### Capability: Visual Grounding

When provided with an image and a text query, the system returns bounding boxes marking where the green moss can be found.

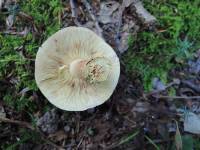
[0,0,63,111]
[124,0,200,91]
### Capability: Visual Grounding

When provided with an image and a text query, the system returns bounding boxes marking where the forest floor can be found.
[1,0,200,150]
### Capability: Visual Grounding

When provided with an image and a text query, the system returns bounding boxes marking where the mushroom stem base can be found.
[69,59,87,78]
[69,57,111,83]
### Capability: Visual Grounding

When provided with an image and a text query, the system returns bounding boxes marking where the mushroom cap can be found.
[35,27,120,111]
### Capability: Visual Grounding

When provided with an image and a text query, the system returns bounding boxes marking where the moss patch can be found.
[124,0,200,91]
[0,0,63,112]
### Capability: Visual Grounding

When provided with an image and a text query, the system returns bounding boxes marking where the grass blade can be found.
[118,130,140,145]
[145,135,160,150]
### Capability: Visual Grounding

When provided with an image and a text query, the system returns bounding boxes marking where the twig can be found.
[143,80,179,98]
[153,95,200,100]
[18,11,40,33]
[0,117,64,150]
[76,136,84,149]
[70,0,81,26]
[81,0,103,38]
[18,12,33,21]
[181,80,200,93]
[1,30,27,36]
[0,117,34,130]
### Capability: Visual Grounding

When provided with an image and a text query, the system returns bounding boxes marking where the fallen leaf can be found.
[184,112,200,134]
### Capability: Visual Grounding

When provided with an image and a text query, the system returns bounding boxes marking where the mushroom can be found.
[35,27,120,111]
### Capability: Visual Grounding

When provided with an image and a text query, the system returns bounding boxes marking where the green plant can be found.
[175,37,193,62]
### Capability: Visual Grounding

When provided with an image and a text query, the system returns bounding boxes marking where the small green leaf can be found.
[174,120,182,150]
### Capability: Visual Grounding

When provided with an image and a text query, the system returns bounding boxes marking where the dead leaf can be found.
[98,1,120,24]
[184,112,200,134]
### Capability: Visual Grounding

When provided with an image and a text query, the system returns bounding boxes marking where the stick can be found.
[0,117,34,130]
[153,95,200,100]
[181,80,200,93]
[1,30,27,36]
[144,81,179,98]
[81,0,103,38]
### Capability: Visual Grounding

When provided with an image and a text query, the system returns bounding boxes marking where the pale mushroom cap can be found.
[35,27,120,111]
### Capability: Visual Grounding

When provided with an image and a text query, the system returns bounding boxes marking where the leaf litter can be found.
[1,0,200,149]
